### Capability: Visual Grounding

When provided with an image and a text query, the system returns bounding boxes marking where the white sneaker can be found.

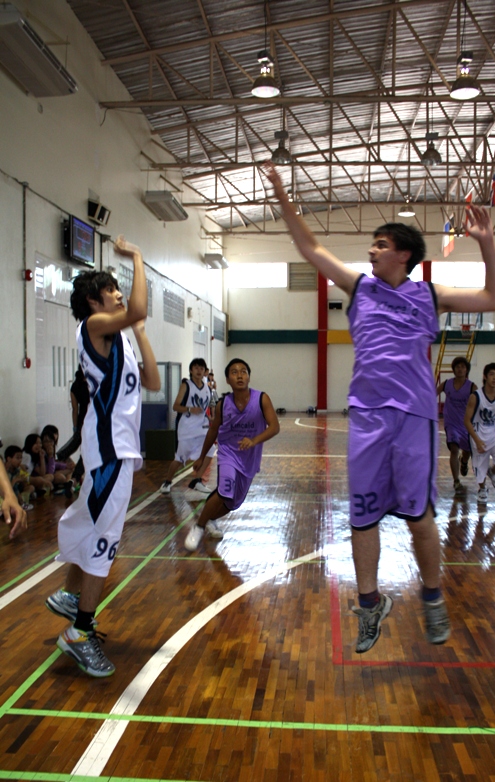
[184,524,204,551]
[160,481,171,494]
[478,486,488,503]
[193,482,210,494]
[206,520,224,539]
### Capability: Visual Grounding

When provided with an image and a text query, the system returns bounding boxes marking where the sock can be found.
[358,590,380,608]
[422,585,442,602]
[74,608,96,633]
[188,478,200,489]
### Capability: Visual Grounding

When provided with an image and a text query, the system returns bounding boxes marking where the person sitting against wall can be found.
[41,432,74,497]
[23,433,54,496]
[4,445,36,510]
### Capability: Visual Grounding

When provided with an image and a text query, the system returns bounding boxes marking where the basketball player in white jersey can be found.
[45,236,160,677]
[160,358,215,495]
[464,363,495,503]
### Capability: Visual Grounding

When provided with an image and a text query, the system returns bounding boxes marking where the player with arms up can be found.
[45,237,160,677]
[184,358,280,550]
[264,160,495,653]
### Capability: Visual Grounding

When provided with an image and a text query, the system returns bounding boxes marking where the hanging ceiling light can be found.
[251,2,280,98]
[398,197,415,218]
[450,51,480,100]
[271,130,292,165]
[421,133,442,166]
[252,50,280,98]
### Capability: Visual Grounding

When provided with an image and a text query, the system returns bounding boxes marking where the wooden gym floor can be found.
[2,413,495,782]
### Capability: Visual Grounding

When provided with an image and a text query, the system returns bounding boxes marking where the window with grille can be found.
[118,264,133,300]
[213,316,225,342]
[147,278,153,317]
[163,289,185,327]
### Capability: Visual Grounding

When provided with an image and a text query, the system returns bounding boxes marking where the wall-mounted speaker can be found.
[88,199,111,226]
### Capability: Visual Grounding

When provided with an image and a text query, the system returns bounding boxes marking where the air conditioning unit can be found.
[143,190,188,221]
[203,253,229,269]
[0,4,77,97]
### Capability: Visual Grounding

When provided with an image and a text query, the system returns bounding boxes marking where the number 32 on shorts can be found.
[92,537,119,560]
[352,492,379,517]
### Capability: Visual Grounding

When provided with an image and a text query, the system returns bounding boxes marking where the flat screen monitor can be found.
[64,215,95,267]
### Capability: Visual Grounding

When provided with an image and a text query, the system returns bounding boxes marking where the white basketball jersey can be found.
[469,388,495,449]
[176,378,211,440]
[77,319,143,472]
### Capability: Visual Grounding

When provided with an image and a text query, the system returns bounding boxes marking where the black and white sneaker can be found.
[351,594,393,653]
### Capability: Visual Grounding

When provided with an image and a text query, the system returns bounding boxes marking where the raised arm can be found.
[0,460,27,539]
[435,206,495,314]
[132,321,161,391]
[87,237,148,339]
[263,162,360,297]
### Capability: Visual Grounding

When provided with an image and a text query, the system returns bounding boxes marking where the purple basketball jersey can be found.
[217,389,266,478]
[347,275,439,420]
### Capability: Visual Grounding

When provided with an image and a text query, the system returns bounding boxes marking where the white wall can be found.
[0,0,227,448]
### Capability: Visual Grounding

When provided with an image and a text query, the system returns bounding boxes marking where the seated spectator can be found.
[4,445,35,510]
[41,433,74,497]
[23,433,53,496]
[41,425,76,472]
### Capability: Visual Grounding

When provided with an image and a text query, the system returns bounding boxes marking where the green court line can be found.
[0,774,199,782]
[0,551,60,593]
[5,708,495,736]
[116,555,224,561]
[0,502,204,718]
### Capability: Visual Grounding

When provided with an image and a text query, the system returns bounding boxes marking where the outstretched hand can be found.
[465,205,494,245]
[261,161,285,199]
[114,235,142,257]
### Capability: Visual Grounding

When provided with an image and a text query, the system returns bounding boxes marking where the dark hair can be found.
[189,357,207,373]
[373,223,426,274]
[225,358,251,378]
[4,445,22,460]
[70,270,119,322]
[483,363,495,381]
[41,425,59,442]
[451,356,471,375]
[23,433,41,458]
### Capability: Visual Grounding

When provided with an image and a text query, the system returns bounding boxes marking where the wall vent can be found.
[288,263,317,291]
[203,253,229,269]
[0,4,77,96]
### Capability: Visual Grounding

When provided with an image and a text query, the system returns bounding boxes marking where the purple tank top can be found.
[443,378,472,430]
[217,389,266,478]
[347,275,439,420]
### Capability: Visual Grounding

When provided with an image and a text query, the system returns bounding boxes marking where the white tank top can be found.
[77,319,143,472]
[176,378,211,440]
[469,388,495,448]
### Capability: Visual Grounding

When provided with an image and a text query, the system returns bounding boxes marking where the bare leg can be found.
[351,525,380,594]
[406,505,440,589]
[194,455,212,482]
[166,460,182,482]
[64,564,106,612]
[449,443,460,482]
[197,491,229,528]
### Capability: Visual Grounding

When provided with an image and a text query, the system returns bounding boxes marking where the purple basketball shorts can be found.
[348,407,438,530]
[444,423,470,453]
[217,461,253,511]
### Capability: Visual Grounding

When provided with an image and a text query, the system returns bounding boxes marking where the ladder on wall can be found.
[434,312,481,385]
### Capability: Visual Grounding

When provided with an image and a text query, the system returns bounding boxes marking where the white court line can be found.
[294,417,347,432]
[70,548,323,777]
[0,468,193,611]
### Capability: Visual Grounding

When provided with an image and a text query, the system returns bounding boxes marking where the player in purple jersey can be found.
[264,160,495,653]
[437,357,477,494]
[184,358,280,551]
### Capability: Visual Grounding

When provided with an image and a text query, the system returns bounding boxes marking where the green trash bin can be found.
[145,430,176,460]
